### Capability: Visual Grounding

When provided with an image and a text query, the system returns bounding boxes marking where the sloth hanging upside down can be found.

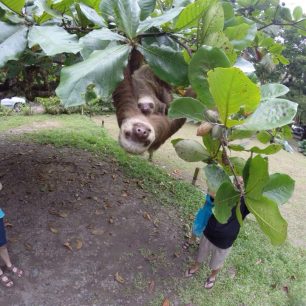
[112,50,186,155]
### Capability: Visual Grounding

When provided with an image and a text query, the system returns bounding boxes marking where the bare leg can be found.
[0,245,12,267]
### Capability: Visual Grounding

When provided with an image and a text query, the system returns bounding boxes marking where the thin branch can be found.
[169,34,193,58]
[220,141,244,196]
[258,18,306,31]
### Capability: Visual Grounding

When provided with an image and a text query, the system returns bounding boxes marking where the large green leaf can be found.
[263,173,295,206]
[173,139,210,162]
[237,98,298,131]
[81,0,101,11]
[0,22,22,42]
[28,26,81,56]
[199,1,224,45]
[56,44,131,106]
[213,181,240,224]
[256,131,271,144]
[1,0,25,13]
[188,46,231,107]
[207,67,260,127]
[228,157,246,176]
[204,32,237,65]
[249,144,282,155]
[138,0,156,20]
[245,196,287,245]
[100,0,140,39]
[204,164,231,194]
[174,0,211,31]
[293,6,303,21]
[138,44,188,86]
[79,3,106,27]
[79,28,125,59]
[202,134,220,157]
[224,22,257,51]
[137,7,183,33]
[228,129,254,140]
[245,155,269,200]
[35,0,74,24]
[168,97,205,122]
[0,26,27,68]
[260,83,289,100]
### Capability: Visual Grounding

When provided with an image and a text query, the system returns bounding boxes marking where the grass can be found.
[2,114,306,306]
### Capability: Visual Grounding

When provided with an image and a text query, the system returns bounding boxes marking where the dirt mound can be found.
[0,140,189,305]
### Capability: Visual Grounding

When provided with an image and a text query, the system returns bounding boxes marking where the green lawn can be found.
[1,114,305,306]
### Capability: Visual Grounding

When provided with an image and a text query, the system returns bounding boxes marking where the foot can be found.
[204,276,216,289]
[0,271,14,288]
[7,265,23,278]
[185,265,200,277]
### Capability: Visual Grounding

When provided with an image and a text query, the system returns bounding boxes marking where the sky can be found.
[284,0,306,12]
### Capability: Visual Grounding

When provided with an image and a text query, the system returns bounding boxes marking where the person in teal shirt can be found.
[0,208,23,287]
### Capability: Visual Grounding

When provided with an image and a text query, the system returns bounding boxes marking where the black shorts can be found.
[0,218,7,247]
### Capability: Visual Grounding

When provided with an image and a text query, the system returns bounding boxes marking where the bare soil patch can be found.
[0,140,190,305]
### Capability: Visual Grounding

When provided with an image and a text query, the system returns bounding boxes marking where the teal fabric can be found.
[0,209,5,219]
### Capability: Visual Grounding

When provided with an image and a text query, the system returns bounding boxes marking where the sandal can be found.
[185,267,199,278]
[204,277,216,289]
[0,272,14,288]
[182,241,190,250]
[7,265,23,278]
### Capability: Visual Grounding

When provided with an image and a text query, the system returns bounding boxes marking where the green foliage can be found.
[1,0,25,14]
[260,83,289,101]
[204,164,231,194]
[188,45,231,107]
[172,138,209,162]
[207,67,260,127]
[238,98,298,131]
[28,26,81,56]
[0,25,27,68]
[138,44,188,86]
[168,97,206,122]
[56,45,131,106]
[0,104,13,117]
[213,181,240,224]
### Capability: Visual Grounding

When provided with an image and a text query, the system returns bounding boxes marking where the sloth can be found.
[112,50,186,155]
[132,65,172,115]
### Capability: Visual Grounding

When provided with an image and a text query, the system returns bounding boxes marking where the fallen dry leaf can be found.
[255,259,262,265]
[115,272,125,284]
[95,209,103,215]
[143,212,152,221]
[148,280,155,294]
[91,228,105,236]
[75,239,83,250]
[24,242,33,251]
[162,298,170,306]
[121,191,128,197]
[173,251,181,258]
[49,208,68,218]
[49,225,59,234]
[63,241,73,251]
